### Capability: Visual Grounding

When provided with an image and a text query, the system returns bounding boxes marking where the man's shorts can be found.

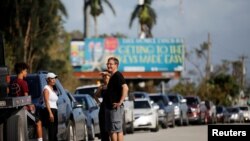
[105,106,124,133]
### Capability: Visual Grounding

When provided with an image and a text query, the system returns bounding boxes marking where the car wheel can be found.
[150,120,159,132]
[67,120,76,141]
[185,116,189,126]
[170,117,175,128]
[127,122,134,134]
[161,117,168,129]
[123,115,127,135]
[178,114,183,126]
[83,122,88,141]
[89,123,95,140]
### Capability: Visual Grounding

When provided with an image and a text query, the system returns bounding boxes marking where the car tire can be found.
[161,117,168,129]
[89,123,95,140]
[150,120,159,132]
[83,122,88,141]
[123,116,127,135]
[184,116,189,126]
[7,115,26,141]
[67,120,76,141]
[126,122,134,134]
[178,114,183,126]
[170,117,175,128]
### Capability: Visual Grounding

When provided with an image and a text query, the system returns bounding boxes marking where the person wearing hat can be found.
[42,72,58,141]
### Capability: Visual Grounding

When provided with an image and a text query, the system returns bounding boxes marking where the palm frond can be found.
[103,0,116,16]
[145,0,152,5]
[58,0,68,17]
[148,6,157,25]
[129,5,141,28]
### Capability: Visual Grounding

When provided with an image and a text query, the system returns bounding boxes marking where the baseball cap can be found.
[46,72,57,79]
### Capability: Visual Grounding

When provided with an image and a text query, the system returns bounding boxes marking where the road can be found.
[95,125,207,141]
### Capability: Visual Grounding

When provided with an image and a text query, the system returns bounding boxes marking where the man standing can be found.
[105,57,129,141]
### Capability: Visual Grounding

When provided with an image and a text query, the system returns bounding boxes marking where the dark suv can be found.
[11,72,88,141]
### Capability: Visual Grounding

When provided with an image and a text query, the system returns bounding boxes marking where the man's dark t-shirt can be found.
[106,71,126,109]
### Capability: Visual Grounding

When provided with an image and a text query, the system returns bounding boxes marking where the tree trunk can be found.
[94,16,98,37]
[23,18,31,63]
[83,1,90,38]
[15,0,24,62]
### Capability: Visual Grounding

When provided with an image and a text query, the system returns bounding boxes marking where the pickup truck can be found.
[75,84,135,134]
[0,33,34,141]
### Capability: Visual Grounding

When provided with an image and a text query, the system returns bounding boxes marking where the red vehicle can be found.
[184,96,208,124]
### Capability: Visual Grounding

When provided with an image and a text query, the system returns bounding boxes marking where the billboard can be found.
[72,38,184,72]
[70,40,85,66]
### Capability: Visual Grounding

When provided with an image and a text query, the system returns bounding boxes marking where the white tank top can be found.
[43,85,58,109]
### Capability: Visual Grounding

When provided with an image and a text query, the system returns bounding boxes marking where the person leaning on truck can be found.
[10,62,43,141]
[105,57,129,141]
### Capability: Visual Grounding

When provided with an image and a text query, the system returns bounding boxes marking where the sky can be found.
[61,0,250,81]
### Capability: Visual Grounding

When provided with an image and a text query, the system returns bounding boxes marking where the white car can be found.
[239,106,250,122]
[133,99,159,132]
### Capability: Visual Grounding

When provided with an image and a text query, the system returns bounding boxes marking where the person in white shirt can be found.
[42,72,59,141]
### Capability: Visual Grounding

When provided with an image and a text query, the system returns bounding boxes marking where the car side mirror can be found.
[168,101,173,105]
[181,99,186,103]
[150,100,154,105]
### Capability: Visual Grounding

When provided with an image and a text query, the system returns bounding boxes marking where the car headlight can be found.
[174,106,180,113]
[158,109,165,116]
[191,107,199,113]
[231,114,239,118]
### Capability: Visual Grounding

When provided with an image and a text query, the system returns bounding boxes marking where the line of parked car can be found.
[22,71,248,141]
[130,91,250,133]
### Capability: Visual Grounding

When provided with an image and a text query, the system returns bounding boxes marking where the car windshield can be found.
[227,108,239,113]
[133,93,147,99]
[186,97,198,105]
[74,96,87,110]
[216,106,223,113]
[149,96,168,106]
[168,95,178,103]
[239,107,248,111]
[75,87,97,96]
[134,101,150,109]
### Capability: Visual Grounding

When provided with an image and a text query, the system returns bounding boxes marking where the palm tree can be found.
[85,0,115,37]
[129,0,157,38]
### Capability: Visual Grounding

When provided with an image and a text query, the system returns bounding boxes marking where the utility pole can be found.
[239,55,248,89]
